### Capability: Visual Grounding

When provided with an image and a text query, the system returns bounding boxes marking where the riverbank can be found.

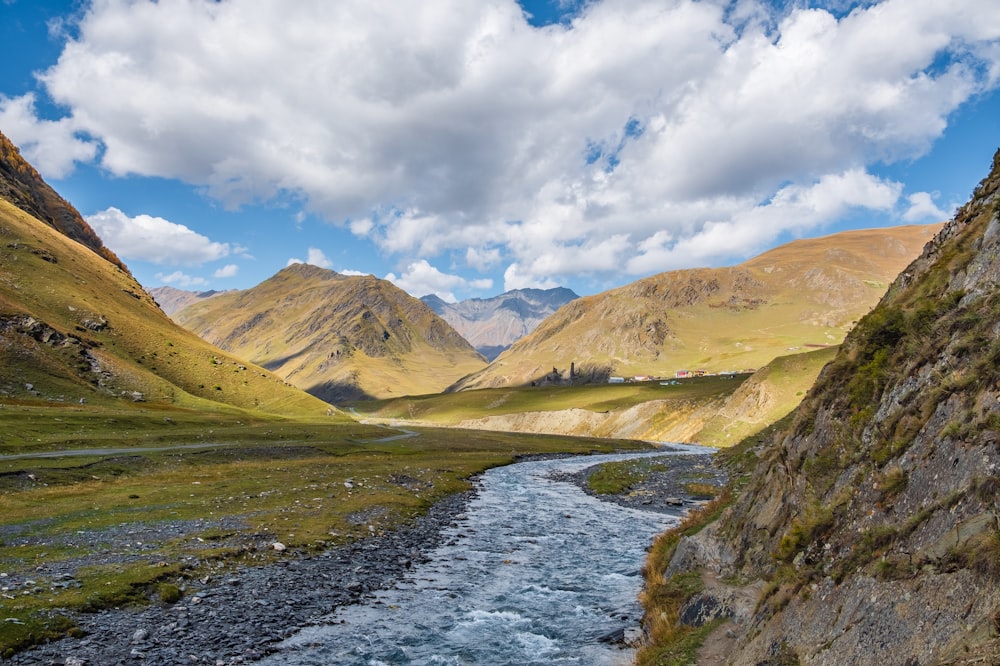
[4,490,473,665]
[5,449,721,664]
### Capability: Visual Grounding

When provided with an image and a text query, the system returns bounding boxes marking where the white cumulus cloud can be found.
[86,207,232,265]
[155,270,207,288]
[0,93,97,179]
[903,191,951,222]
[286,247,333,268]
[10,0,1000,287]
[386,259,493,302]
[213,263,239,278]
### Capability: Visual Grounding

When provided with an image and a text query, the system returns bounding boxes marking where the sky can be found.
[1,0,999,303]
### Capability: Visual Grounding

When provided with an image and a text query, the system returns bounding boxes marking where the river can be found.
[258,445,710,665]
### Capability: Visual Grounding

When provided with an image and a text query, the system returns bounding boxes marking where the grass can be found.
[0,399,648,656]
[349,374,749,424]
[0,198,329,418]
[694,346,837,448]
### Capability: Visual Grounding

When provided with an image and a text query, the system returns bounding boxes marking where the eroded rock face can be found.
[663,150,1000,665]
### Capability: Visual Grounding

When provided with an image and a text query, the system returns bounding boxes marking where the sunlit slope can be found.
[453,224,940,390]
[354,347,833,445]
[0,199,330,416]
[172,264,488,402]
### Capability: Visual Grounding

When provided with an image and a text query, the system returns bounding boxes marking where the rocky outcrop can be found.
[654,150,1000,664]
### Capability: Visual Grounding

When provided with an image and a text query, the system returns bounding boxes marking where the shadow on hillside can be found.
[259,352,303,372]
[305,380,375,404]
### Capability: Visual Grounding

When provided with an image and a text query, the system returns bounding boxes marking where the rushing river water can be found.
[260,446,709,665]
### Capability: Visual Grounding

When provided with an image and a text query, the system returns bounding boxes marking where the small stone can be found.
[271,542,287,552]
[132,628,149,643]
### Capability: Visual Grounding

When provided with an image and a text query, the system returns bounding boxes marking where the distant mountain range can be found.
[168,264,487,402]
[0,131,328,416]
[452,224,941,391]
[420,287,578,360]
[148,286,230,316]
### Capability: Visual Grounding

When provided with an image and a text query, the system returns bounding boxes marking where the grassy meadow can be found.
[348,374,749,424]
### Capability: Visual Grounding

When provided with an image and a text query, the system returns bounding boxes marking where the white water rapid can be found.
[260,446,710,665]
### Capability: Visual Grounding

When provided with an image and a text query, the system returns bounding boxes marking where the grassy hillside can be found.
[171,264,488,402]
[454,224,939,391]
[0,197,329,417]
[350,375,747,425]
[352,346,833,446]
[0,133,124,270]
[693,345,837,448]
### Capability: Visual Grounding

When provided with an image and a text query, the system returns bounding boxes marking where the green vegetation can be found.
[0,400,645,655]
[695,346,837,448]
[350,374,748,424]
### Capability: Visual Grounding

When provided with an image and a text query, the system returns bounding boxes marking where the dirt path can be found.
[0,441,238,460]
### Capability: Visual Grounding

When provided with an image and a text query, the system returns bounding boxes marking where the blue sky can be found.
[1,0,998,302]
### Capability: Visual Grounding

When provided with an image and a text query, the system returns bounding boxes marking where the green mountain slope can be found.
[0,133,330,417]
[644,149,1000,664]
[171,264,488,402]
[453,224,940,391]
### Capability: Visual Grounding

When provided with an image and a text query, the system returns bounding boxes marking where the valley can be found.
[2,122,998,665]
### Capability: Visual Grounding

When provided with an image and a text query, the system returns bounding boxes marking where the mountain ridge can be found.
[0,171,329,416]
[0,132,125,272]
[420,287,578,360]
[452,224,941,391]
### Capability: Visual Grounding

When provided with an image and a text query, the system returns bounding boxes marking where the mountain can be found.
[647,149,1000,664]
[148,285,228,316]
[420,287,579,360]
[0,132,329,416]
[170,264,488,402]
[452,224,941,391]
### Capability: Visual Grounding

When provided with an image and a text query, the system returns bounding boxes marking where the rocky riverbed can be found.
[4,450,724,665]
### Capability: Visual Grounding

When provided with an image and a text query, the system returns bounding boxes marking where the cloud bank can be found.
[6,0,1000,290]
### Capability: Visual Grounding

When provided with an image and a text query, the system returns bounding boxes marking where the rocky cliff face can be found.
[659,150,1000,664]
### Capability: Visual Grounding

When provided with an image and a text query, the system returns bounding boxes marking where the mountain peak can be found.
[170,266,486,401]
